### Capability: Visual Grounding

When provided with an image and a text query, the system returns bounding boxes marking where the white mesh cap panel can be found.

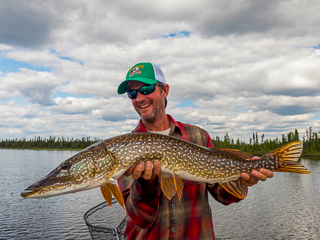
[151,63,166,84]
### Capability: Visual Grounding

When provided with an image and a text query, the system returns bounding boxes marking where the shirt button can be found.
[172,204,175,209]
[172,228,176,232]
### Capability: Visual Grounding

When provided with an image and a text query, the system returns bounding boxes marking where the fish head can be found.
[21,145,119,199]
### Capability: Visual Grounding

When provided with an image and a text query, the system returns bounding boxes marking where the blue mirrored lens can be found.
[128,90,137,99]
[140,85,155,94]
[127,84,156,99]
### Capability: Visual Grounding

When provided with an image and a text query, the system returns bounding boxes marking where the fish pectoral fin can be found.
[160,174,184,201]
[100,185,113,207]
[100,183,125,210]
[220,180,247,199]
[107,183,125,210]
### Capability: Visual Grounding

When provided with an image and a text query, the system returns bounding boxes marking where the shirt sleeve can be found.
[118,175,161,229]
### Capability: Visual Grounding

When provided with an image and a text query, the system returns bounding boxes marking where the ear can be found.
[162,84,169,98]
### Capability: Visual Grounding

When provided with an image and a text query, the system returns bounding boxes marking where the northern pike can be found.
[21,133,311,208]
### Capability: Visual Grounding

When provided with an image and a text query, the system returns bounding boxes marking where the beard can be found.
[136,97,165,123]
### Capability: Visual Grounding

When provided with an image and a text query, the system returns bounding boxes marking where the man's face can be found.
[127,81,168,123]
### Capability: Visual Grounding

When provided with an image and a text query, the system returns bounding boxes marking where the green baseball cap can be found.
[117,62,166,94]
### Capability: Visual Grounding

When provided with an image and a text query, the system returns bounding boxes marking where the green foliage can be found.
[1,127,319,156]
[0,136,101,150]
[211,127,320,156]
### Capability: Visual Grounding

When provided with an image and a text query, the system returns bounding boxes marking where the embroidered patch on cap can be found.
[129,65,144,78]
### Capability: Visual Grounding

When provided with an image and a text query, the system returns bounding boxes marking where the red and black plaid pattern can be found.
[118,115,244,240]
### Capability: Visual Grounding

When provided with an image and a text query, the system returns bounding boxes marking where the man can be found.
[117,62,273,239]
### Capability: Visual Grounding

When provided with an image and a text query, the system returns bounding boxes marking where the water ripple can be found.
[1,150,319,240]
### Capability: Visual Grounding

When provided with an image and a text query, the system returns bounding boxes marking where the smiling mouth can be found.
[140,103,151,109]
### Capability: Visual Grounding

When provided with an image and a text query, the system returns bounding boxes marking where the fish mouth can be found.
[21,187,42,198]
[21,182,72,199]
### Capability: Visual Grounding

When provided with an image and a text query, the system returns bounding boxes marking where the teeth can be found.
[140,104,151,109]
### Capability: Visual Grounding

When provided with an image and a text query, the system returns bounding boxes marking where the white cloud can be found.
[0,0,319,142]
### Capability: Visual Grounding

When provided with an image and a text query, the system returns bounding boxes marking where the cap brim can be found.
[117,78,159,94]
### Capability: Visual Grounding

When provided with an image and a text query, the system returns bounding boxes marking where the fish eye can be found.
[61,162,71,171]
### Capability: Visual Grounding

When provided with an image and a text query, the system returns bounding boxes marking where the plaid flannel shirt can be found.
[118,115,244,240]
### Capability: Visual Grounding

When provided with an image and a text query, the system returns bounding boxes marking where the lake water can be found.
[0,149,319,240]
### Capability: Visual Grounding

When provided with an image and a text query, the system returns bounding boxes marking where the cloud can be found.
[0,1,60,48]
[0,69,60,105]
[0,0,320,142]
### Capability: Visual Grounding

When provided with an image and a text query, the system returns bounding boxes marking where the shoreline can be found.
[0,148,82,151]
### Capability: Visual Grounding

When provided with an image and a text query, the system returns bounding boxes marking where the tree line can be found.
[212,127,320,156]
[1,127,319,156]
[0,136,101,150]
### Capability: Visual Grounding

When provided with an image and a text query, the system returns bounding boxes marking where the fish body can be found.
[21,132,311,207]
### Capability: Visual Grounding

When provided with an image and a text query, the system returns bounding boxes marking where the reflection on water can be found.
[0,150,319,240]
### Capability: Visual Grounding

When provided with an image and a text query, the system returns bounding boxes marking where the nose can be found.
[135,92,146,102]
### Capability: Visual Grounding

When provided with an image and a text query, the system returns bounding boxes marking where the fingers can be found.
[123,165,135,177]
[259,168,274,178]
[132,162,145,179]
[141,161,153,180]
[240,168,274,187]
[153,160,161,175]
[240,172,258,187]
[126,160,161,180]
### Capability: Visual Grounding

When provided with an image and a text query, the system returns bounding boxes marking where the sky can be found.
[0,0,320,143]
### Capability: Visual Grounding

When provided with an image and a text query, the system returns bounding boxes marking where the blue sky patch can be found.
[0,58,51,73]
[52,90,92,99]
[163,31,191,38]
[50,49,83,65]
[233,107,252,112]
[177,99,199,108]
[313,43,320,49]
[313,112,320,120]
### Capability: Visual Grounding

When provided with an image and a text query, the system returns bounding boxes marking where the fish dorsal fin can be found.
[100,183,125,210]
[211,147,254,160]
[160,174,184,201]
[220,180,247,199]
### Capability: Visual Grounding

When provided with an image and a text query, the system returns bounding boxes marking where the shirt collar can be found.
[132,114,182,134]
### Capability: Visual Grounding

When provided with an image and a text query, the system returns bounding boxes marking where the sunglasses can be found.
[127,82,164,99]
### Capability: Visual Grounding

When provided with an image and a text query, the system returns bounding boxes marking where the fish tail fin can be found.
[267,141,311,174]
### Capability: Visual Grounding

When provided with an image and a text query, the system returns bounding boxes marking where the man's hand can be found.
[124,160,161,184]
[240,168,274,187]
[240,156,274,187]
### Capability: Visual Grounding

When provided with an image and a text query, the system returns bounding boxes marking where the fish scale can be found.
[21,132,311,207]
